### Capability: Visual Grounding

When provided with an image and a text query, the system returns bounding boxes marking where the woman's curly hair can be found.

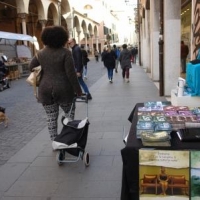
[41,26,69,48]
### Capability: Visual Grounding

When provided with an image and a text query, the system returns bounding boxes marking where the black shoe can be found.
[87,93,92,100]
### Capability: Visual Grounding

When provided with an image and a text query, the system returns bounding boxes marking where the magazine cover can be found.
[136,121,154,138]
[163,106,177,111]
[138,115,153,122]
[190,151,200,200]
[139,149,189,200]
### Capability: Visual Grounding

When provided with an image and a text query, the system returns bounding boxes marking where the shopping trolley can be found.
[52,95,90,166]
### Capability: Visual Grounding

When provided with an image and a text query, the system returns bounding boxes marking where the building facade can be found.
[0,0,137,56]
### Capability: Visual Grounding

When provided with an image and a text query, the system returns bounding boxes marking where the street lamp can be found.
[84,4,93,10]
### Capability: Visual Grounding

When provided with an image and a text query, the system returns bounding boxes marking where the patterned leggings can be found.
[43,103,75,140]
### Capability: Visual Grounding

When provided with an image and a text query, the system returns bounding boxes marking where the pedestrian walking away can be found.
[29,26,82,141]
[101,47,107,68]
[131,46,138,64]
[81,45,90,80]
[113,44,121,73]
[103,45,117,83]
[94,49,99,62]
[119,44,132,83]
[68,38,92,100]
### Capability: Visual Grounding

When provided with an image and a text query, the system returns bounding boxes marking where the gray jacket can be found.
[29,46,82,104]
[119,49,132,69]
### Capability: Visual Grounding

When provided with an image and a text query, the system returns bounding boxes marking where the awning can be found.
[0,31,36,42]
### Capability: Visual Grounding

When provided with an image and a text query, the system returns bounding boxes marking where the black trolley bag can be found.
[52,95,90,166]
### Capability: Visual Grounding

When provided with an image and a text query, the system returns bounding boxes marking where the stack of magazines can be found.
[140,131,171,147]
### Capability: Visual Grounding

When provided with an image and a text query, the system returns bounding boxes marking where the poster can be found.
[191,151,200,200]
[139,149,189,200]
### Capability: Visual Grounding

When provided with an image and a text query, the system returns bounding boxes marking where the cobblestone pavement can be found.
[0,57,106,166]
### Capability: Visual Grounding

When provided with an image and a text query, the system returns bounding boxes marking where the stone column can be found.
[90,34,94,55]
[150,0,160,81]
[142,9,150,72]
[84,32,88,50]
[96,36,99,51]
[18,13,27,45]
[58,0,61,25]
[67,17,73,38]
[77,31,81,45]
[141,17,145,67]
[66,12,74,38]
[39,20,47,29]
[164,0,181,95]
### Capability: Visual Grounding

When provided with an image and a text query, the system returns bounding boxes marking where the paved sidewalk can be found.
[0,64,167,200]
[0,57,105,166]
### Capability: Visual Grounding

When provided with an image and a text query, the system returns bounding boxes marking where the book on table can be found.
[140,131,171,147]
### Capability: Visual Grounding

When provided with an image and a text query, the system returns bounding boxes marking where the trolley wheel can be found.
[7,79,11,88]
[56,151,65,166]
[0,84,3,91]
[83,152,90,167]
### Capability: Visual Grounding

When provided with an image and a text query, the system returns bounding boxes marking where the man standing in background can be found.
[181,41,189,73]
[68,38,92,100]
[81,45,90,80]
[113,44,120,73]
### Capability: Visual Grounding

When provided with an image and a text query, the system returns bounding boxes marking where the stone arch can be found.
[94,25,98,37]
[88,23,93,36]
[145,0,150,10]
[74,16,80,31]
[60,0,72,34]
[27,0,45,49]
[33,0,45,20]
[81,20,87,34]
[16,0,29,13]
[60,0,70,14]
[47,2,59,26]
[80,20,87,43]
[27,1,39,34]
[74,16,81,32]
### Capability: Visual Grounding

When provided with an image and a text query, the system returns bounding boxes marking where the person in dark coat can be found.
[29,26,82,141]
[131,46,138,64]
[181,40,189,73]
[103,45,117,83]
[81,45,89,79]
[94,49,99,62]
[0,60,8,80]
[101,47,107,67]
[119,44,132,82]
[113,44,121,73]
[68,38,92,100]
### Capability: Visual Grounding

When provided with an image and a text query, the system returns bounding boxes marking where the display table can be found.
[120,103,200,200]
[5,62,29,80]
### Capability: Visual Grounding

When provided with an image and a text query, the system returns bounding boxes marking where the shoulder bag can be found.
[26,54,42,98]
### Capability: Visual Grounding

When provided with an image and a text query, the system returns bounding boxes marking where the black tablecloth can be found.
[120,103,200,200]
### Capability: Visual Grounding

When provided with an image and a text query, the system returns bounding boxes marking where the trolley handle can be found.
[71,93,89,118]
